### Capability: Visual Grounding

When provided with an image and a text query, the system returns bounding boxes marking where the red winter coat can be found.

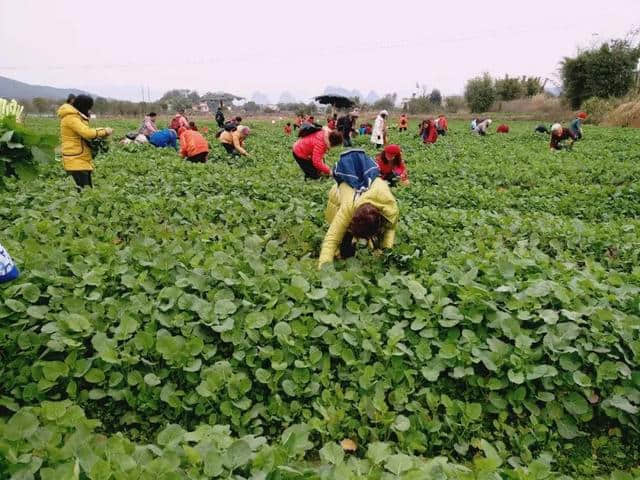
[420,121,438,144]
[292,129,331,175]
[376,154,408,182]
[497,124,509,133]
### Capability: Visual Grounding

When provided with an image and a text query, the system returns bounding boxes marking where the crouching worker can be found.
[318,150,398,267]
[179,127,209,163]
[219,125,250,156]
[376,144,409,186]
[292,126,343,179]
[0,242,19,284]
[150,129,178,149]
[550,123,576,151]
[569,112,587,140]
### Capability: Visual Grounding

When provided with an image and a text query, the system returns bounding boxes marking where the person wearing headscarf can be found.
[550,123,577,151]
[376,144,409,186]
[319,150,398,267]
[371,110,389,148]
[419,118,438,144]
[474,118,492,136]
[569,112,587,140]
[219,125,251,156]
[58,94,113,190]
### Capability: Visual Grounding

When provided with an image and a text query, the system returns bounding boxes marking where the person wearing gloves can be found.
[0,243,19,284]
[179,128,209,163]
[219,125,251,156]
[474,118,492,136]
[371,110,389,148]
[292,127,343,179]
[318,149,398,267]
[58,94,113,190]
[149,129,178,149]
[569,112,587,140]
[375,144,409,186]
[550,123,577,151]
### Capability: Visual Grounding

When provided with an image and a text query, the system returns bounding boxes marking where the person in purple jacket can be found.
[0,243,19,284]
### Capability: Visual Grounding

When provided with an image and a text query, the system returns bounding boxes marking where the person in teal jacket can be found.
[569,112,587,140]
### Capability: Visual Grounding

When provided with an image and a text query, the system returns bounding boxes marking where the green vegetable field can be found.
[1,118,640,479]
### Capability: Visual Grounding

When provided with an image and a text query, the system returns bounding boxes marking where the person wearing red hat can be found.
[569,112,587,140]
[496,124,509,134]
[376,145,409,186]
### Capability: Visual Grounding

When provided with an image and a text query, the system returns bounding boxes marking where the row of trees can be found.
[463,74,545,112]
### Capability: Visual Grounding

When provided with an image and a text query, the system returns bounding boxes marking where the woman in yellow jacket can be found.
[58,95,112,189]
[318,150,398,267]
[219,125,250,156]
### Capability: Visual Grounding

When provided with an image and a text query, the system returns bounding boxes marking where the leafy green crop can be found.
[1,119,639,479]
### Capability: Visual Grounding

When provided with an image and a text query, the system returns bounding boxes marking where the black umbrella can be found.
[314,95,355,109]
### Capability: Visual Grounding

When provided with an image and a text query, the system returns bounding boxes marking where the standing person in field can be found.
[398,113,408,132]
[284,122,292,135]
[319,149,398,267]
[138,112,158,137]
[550,123,577,151]
[375,144,409,186]
[292,126,343,179]
[337,110,359,147]
[371,110,388,148]
[419,118,438,144]
[0,242,20,284]
[435,114,448,135]
[179,125,209,163]
[58,94,113,190]
[569,112,587,140]
[294,115,303,131]
[170,109,189,132]
[215,106,225,128]
[219,125,251,156]
[474,118,492,136]
[149,128,178,149]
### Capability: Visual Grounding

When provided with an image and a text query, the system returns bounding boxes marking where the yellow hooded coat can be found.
[319,177,398,267]
[57,103,109,171]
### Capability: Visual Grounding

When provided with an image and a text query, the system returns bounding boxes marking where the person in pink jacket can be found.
[292,127,343,179]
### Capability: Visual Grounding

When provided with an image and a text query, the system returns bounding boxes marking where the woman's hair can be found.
[66,94,76,104]
[189,121,197,130]
[235,116,242,122]
[149,112,157,117]
[349,204,383,239]
[328,131,343,147]
[73,95,94,116]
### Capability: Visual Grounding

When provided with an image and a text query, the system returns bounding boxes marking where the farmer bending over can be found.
[550,123,576,151]
[569,112,587,140]
[376,144,409,186]
[319,149,398,267]
[219,125,250,156]
[150,129,178,149]
[0,242,19,284]
[292,126,343,179]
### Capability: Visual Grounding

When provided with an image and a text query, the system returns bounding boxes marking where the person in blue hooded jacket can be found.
[149,129,178,149]
[0,243,19,284]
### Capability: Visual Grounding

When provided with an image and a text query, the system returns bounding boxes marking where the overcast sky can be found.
[0,0,636,102]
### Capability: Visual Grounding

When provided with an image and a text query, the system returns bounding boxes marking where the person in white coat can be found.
[371,110,388,148]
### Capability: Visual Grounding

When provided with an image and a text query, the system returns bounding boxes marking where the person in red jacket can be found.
[292,128,343,179]
[419,119,438,144]
[398,114,408,132]
[496,124,509,133]
[179,128,209,163]
[376,144,409,186]
[435,114,448,135]
[550,123,576,151]
[284,122,292,135]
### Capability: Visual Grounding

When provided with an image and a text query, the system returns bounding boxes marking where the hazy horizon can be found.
[1,0,636,102]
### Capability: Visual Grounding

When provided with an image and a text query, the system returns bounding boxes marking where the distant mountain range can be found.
[0,75,89,100]
[323,86,381,104]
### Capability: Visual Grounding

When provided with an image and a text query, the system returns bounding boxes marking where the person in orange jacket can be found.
[398,114,408,132]
[179,124,209,163]
[435,114,448,135]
